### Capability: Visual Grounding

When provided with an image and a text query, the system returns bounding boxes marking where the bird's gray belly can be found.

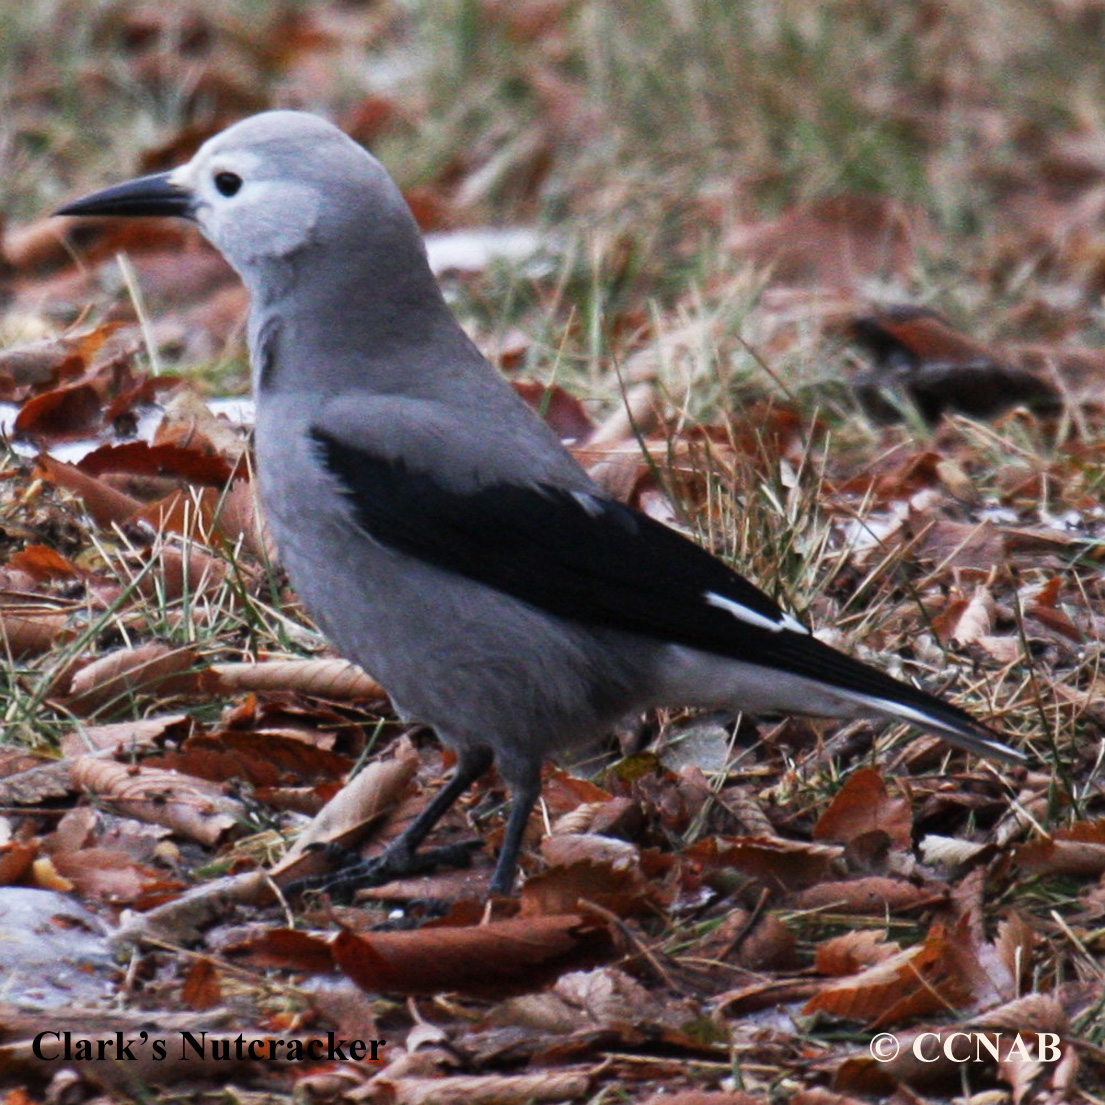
[255,430,656,781]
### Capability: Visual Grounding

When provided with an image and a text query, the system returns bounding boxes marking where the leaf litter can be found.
[1,1,1105,1102]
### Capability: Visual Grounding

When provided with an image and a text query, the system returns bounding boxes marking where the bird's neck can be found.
[243,230,475,399]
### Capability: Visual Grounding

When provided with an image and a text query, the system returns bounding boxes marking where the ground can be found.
[1,1,1104,1102]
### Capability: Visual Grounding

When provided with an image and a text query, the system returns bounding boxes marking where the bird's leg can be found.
[488,763,542,896]
[384,743,494,862]
[288,745,493,900]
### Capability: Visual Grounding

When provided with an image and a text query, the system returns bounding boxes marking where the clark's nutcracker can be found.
[56,112,1024,895]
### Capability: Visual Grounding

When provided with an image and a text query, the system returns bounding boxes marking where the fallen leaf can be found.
[64,644,200,714]
[206,658,385,701]
[14,382,104,441]
[790,876,950,915]
[520,857,652,918]
[728,195,925,288]
[69,758,241,846]
[805,922,980,1027]
[685,836,843,891]
[273,746,420,882]
[815,930,900,977]
[34,453,144,529]
[0,610,71,657]
[60,713,190,758]
[812,768,913,851]
[7,544,81,580]
[331,913,617,997]
[181,958,223,1010]
[1015,821,1105,876]
[850,305,1060,423]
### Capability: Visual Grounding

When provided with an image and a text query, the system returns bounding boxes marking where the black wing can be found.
[312,428,796,653]
[311,428,1022,761]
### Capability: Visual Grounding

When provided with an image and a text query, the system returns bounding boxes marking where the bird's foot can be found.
[285,838,484,902]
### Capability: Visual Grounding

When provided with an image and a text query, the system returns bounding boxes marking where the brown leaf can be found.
[813,768,913,851]
[0,323,127,398]
[734,913,799,972]
[685,836,843,892]
[34,453,144,529]
[69,758,241,845]
[229,927,337,973]
[206,658,385,701]
[805,922,980,1028]
[331,913,617,997]
[913,517,1007,575]
[931,584,994,647]
[0,842,36,886]
[381,1072,593,1105]
[513,380,595,443]
[992,913,1038,991]
[850,306,1060,423]
[7,544,80,580]
[60,713,190,758]
[165,730,351,788]
[50,847,183,906]
[815,930,901,977]
[181,958,223,1011]
[133,543,228,604]
[975,991,1069,1036]
[790,876,950,915]
[77,440,241,488]
[43,806,98,855]
[0,610,70,658]
[14,383,104,441]
[272,746,420,883]
[154,387,250,461]
[1015,821,1105,876]
[64,644,200,714]
[520,857,653,918]
[727,195,924,289]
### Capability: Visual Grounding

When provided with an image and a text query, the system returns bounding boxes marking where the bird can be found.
[55,111,1025,896]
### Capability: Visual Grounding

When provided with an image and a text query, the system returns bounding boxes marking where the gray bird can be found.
[56,111,1025,895]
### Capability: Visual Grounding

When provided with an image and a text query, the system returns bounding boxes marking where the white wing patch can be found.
[570,490,608,517]
[705,591,810,635]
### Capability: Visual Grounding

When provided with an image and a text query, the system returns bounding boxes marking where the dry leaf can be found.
[64,644,200,714]
[206,658,385,701]
[60,713,190,758]
[331,913,617,997]
[1015,821,1105,877]
[381,1071,592,1105]
[0,610,70,657]
[790,876,950,915]
[34,453,144,529]
[812,768,913,851]
[728,195,924,289]
[273,746,420,882]
[805,922,980,1027]
[815,930,900,977]
[70,758,240,845]
[685,836,844,891]
[520,858,652,918]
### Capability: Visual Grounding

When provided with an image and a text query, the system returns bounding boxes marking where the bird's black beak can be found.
[54,171,193,219]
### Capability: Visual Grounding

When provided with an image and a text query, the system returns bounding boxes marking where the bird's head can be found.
[55,111,411,283]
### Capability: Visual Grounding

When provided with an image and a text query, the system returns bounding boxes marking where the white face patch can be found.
[173,146,323,270]
[705,591,809,635]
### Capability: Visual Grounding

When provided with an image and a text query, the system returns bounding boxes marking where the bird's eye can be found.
[214,171,242,197]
